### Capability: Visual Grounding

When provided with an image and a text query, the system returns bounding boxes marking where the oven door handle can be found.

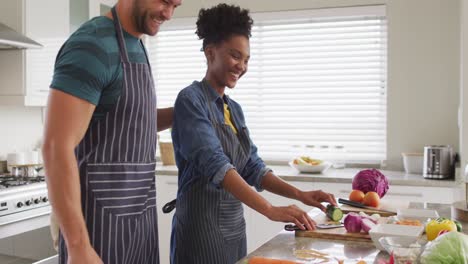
[0,207,51,226]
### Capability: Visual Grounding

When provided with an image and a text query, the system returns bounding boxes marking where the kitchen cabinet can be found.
[245,185,317,253]
[244,191,286,253]
[156,175,178,264]
[24,0,70,106]
[89,0,116,18]
[0,0,70,106]
[384,185,464,204]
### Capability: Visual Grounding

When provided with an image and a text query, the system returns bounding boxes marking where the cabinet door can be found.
[24,0,70,106]
[386,185,459,204]
[246,185,320,253]
[156,176,178,264]
[246,191,286,253]
[89,0,116,18]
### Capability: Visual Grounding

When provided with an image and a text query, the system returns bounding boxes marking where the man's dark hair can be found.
[196,3,253,51]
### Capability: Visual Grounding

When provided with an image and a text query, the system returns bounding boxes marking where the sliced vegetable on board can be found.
[344,212,363,233]
[326,204,344,222]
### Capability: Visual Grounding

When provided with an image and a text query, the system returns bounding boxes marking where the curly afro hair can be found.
[196,3,253,51]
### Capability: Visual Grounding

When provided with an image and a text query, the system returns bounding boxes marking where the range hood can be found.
[0,22,42,49]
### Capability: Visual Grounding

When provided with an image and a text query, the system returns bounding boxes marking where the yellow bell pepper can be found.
[425,218,457,241]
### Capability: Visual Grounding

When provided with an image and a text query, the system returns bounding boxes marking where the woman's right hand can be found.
[68,244,103,264]
[264,205,316,230]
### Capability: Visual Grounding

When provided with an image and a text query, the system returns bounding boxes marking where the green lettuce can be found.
[420,231,468,264]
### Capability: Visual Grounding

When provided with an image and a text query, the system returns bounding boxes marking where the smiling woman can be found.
[168,3,337,264]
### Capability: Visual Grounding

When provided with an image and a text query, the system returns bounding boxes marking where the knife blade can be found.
[284,223,344,231]
[338,198,395,214]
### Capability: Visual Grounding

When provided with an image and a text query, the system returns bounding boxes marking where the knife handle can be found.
[338,198,365,208]
[284,224,302,231]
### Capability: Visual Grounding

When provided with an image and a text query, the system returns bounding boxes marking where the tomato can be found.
[349,190,365,202]
[363,191,380,207]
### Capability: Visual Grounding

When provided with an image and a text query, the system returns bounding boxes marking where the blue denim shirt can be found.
[171,80,270,198]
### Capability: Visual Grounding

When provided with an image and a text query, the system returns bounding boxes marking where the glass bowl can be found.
[378,236,425,264]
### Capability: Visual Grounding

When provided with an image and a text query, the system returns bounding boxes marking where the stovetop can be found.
[0,175,49,222]
[0,175,46,189]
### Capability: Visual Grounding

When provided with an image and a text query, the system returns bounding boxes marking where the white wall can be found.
[0,0,462,172]
[386,0,460,171]
[461,0,468,194]
[0,106,43,159]
[172,0,461,171]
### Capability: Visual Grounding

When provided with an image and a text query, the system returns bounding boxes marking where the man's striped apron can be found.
[59,6,159,264]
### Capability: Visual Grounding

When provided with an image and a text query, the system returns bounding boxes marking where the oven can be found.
[0,175,56,262]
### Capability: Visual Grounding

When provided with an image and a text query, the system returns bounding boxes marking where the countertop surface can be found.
[156,163,462,188]
[236,202,468,263]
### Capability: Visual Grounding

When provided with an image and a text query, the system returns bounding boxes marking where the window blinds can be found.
[147,6,387,163]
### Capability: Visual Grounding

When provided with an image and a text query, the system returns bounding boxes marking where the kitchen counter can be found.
[156,163,462,188]
[236,202,468,263]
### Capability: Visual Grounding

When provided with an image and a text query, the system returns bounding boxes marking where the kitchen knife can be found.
[338,198,395,214]
[284,223,344,231]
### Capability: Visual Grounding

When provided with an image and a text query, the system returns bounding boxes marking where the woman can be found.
[169,4,337,263]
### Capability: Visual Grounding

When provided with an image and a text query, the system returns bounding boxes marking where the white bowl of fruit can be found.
[289,156,332,173]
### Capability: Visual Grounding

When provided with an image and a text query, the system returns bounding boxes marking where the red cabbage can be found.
[344,213,362,233]
[352,169,389,198]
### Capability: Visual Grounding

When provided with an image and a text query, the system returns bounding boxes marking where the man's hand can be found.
[68,244,103,264]
[298,190,337,212]
[264,204,316,230]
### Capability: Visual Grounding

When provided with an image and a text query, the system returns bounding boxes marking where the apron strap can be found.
[200,79,222,126]
[111,6,130,63]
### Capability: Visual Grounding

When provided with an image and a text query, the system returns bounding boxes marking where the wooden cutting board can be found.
[295,213,386,242]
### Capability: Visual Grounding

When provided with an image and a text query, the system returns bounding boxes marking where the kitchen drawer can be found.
[386,186,460,204]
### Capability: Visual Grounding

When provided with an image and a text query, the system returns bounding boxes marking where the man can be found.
[42,0,182,263]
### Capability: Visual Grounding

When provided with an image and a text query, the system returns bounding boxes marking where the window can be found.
[148,6,387,163]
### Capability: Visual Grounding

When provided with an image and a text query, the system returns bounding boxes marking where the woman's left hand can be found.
[298,190,337,212]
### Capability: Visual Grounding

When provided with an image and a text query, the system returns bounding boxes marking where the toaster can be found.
[423,145,455,179]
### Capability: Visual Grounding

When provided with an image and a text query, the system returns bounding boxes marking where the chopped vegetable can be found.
[344,213,362,233]
[248,256,298,264]
[395,219,423,226]
[326,204,344,222]
[370,213,381,222]
[359,212,378,224]
[352,169,389,198]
